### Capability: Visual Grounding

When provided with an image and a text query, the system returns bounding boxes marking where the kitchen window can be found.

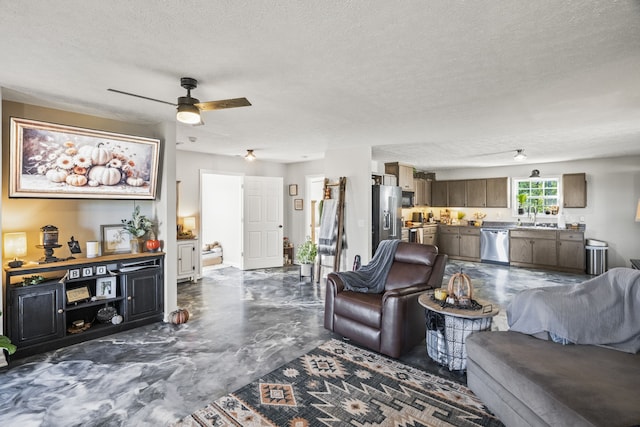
[513,177,560,217]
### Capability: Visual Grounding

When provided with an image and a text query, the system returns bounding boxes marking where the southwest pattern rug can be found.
[174,339,503,427]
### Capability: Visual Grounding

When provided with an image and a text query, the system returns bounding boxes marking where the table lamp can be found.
[4,232,27,268]
[183,216,197,237]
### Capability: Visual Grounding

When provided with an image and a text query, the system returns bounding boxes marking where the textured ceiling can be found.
[1,1,640,170]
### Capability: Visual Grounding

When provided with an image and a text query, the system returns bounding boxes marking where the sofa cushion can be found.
[385,243,438,291]
[466,331,640,427]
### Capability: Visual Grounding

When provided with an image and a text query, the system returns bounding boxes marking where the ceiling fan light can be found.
[176,103,201,124]
[514,149,527,161]
[245,149,256,161]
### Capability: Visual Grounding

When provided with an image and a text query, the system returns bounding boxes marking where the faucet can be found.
[529,206,537,226]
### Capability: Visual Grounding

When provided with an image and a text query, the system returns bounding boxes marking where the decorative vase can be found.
[130,238,144,253]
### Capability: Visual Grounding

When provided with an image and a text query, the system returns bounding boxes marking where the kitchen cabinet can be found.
[510,230,557,268]
[448,180,466,207]
[4,253,165,359]
[563,173,587,208]
[486,177,509,208]
[466,179,487,207]
[177,239,199,282]
[557,231,585,271]
[385,162,415,192]
[437,225,480,261]
[431,181,448,206]
[401,229,409,242]
[413,178,432,206]
[420,226,438,246]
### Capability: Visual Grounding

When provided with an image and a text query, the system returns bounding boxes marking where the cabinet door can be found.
[123,269,163,321]
[448,180,466,207]
[431,181,448,206]
[414,179,424,205]
[532,238,557,266]
[466,179,487,207]
[177,241,196,277]
[563,173,587,208]
[438,232,460,256]
[558,240,585,271]
[459,233,480,259]
[10,281,64,346]
[509,238,532,264]
[399,165,415,191]
[423,180,432,206]
[486,177,509,208]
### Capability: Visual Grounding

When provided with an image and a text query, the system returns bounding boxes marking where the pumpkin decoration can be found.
[170,308,189,325]
[65,174,88,187]
[89,165,122,186]
[146,231,160,251]
[91,143,112,165]
[46,169,68,183]
[447,271,473,306]
[126,176,145,187]
[88,179,100,187]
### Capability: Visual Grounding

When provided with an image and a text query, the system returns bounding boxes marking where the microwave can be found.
[401,191,414,208]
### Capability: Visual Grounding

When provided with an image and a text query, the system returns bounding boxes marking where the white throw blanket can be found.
[508,267,640,353]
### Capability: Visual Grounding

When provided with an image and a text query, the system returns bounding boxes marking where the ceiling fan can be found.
[108,77,251,125]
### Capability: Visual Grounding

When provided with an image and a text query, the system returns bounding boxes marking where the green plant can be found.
[0,311,17,356]
[517,193,528,206]
[296,236,318,264]
[121,205,154,238]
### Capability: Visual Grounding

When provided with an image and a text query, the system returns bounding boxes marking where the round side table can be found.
[418,292,499,371]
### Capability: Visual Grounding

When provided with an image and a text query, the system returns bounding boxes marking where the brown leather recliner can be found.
[324,242,447,358]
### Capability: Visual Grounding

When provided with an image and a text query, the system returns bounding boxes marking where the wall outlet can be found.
[579,216,585,223]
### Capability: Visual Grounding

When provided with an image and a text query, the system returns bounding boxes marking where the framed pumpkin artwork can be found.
[9,117,160,199]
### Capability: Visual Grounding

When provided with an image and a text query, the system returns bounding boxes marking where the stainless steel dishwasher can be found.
[480,228,510,265]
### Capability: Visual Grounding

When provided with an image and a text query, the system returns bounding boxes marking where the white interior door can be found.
[242,176,284,270]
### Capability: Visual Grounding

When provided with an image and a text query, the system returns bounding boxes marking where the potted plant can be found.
[122,205,154,253]
[296,236,318,276]
[517,194,528,215]
[0,311,17,367]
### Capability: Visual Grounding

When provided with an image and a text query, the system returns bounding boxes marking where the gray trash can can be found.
[586,240,608,275]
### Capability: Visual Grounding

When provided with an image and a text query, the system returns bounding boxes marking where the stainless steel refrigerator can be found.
[372,184,402,255]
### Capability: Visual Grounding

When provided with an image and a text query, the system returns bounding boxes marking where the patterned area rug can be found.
[174,339,503,427]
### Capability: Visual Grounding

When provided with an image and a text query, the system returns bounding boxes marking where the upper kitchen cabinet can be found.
[385,162,415,192]
[563,173,587,208]
[431,181,448,206]
[466,179,487,207]
[486,177,509,208]
[413,178,432,206]
[448,180,467,207]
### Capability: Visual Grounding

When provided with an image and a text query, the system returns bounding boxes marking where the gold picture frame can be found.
[289,184,298,196]
[9,117,160,199]
[294,199,303,210]
[101,224,131,255]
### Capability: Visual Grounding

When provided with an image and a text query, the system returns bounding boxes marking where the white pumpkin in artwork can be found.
[126,176,145,187]
[91,144,112,165]
[65,174,88,187]
[88,165,121,186]
[46,169,68,183]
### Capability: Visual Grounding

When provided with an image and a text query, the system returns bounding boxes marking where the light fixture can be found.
[530,169,540,178]
[635,199,640,222]
[176,103,201,124]
[514,149,527,161]
[4,232,27,268]
[245,149,256,161]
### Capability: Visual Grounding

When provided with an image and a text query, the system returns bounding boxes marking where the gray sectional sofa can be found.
[466,331,640,427]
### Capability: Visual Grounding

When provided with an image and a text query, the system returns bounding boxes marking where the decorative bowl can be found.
[97,306,117,323]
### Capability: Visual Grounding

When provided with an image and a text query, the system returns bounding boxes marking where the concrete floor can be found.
[0,260,591,426]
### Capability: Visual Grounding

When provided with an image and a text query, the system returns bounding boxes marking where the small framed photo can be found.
[66,286,91,304]
[101,224,131,255]
[95,277,116,299]
[69,269,81,280]
[289,184,298,196]
[96,265,107,275]
[294,199,303,210]
[82,267,93,277]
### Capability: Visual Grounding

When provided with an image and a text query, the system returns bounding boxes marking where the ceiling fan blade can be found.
[107,88,177,106]
[195,97,251,111]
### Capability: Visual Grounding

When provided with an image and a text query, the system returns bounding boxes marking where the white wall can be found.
[433,156,640,268]
[201,173,242,267]
[324,146,373,269]
[283,159,324,251]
